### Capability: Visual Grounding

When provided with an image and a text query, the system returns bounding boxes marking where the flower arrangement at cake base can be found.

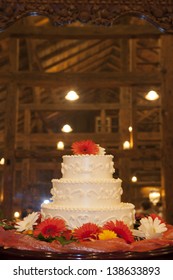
[1,213,173,254]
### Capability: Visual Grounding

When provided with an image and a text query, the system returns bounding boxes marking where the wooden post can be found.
[21,109,31,195]
[119,87,131,202]
[129,39,138,149]
[161,35,173,224]
[2,38,19,219]
[118,39,131,202]
[2,83,19,219]
[100,109,106,132]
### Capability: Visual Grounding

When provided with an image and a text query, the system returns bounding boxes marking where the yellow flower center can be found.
[98,230,117,240]
[24,230,33,235]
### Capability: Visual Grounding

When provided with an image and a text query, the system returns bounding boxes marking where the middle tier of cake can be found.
[50,178,123,208]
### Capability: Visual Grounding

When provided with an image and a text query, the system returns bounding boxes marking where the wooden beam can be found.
[0,71,161,87]
[161,35,173,224]
[2,38,19,219]
[0,102,161,112]
[21,109,31,190]
[18,103,161,112]
[0,131,161,145]
[132,181,161,186]
[2,83,19,219]
[130,160,161,169]
[0,25,162,40]
[17,132,119,146]
[138,132,160,141]
[15,147,161,160]
[20,103,120,111]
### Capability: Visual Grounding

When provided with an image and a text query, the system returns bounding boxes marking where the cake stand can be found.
[1,246,173,260]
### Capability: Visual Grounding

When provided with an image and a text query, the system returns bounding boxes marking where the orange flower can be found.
[103,220,134,244]
[73,223,100,240]
[33,218,67,239]
[72,140,99,155]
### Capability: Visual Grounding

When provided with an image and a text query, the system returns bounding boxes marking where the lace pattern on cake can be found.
[51,186,123,202]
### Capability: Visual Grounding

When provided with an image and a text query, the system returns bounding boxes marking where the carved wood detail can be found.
[0,1,173,31]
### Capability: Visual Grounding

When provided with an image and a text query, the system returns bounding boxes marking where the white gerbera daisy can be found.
[15,212,40,232]
[137,216,167,239]
[97,145,106,155]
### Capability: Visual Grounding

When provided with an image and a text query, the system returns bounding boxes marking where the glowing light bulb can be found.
[61,124,73,133]
[14,211,20,218]
[0,158,5,165]
[131,176,137,182]
[57,141,64,150]
[123,141,130,150]
[65,90,79,101]
[145,90,159,101]
[149,191,160,205]
[43,199,50,204]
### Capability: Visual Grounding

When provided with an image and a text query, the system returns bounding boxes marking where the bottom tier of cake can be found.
[41,202,135,229]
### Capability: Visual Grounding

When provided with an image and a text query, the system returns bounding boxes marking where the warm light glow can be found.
[0,157,5,165]
[14,211,20,218]
[131,176,137,183]
[128,126,133,132]
[65,90,79,101]
[149,191,160,205]
[43,199,50,204]
[61,124,73,133]
[145,90,159,101]
[123,141,130,150]
[57,141,64,150]
[0,192,3,202]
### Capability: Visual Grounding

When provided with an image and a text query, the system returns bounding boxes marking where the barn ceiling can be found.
[0,15,162,189]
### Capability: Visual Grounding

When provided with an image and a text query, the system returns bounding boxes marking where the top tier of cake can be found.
[61,154,115,180]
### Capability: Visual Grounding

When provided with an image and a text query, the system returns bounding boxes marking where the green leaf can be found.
[0,221,15,230]
[55,236,76,246]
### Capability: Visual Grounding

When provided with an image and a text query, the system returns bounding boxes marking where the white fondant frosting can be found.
[41,203,135,229]
[61,155,115,180]
[50,178,123,208]
[41,152,135,228]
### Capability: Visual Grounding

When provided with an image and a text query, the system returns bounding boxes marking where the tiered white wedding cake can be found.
[41,140,135,229]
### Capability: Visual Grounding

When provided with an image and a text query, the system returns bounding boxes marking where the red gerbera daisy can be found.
[73,223,100,241]
[33,218,67,239]
[103,220,134,244]
[62,229,72,241]
[71,140,99,155]
[149,213,165,224]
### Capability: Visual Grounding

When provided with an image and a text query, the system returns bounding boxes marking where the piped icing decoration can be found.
[72,139,104,155]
